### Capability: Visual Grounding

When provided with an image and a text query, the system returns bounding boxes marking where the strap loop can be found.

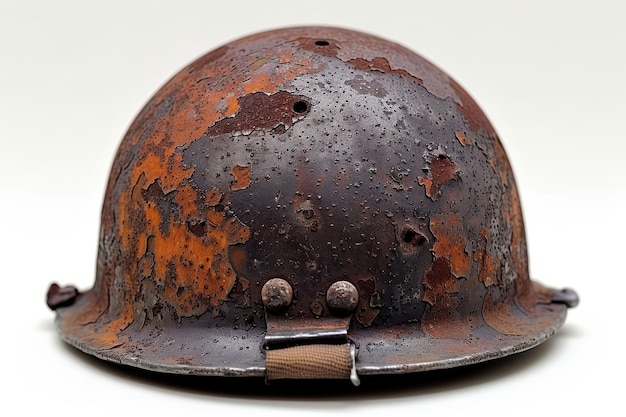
[263,313,360,385]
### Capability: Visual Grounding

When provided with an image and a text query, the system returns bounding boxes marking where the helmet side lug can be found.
[550,287,580,308]
[46,283,79,310]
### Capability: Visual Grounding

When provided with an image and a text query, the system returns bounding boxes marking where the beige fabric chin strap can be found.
[263,313,360,385]
[266,343,360,385]
[266,343,350,379]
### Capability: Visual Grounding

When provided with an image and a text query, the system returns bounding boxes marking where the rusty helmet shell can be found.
[50,27,575,379]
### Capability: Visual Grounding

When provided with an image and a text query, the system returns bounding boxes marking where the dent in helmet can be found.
[395,221,430,256]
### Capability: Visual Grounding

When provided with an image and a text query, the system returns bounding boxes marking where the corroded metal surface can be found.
[50,27,577,379]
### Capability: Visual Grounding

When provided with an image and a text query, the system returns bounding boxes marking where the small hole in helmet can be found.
[315,40,329,46]
[403,229,426,246]
[293,101,309,113]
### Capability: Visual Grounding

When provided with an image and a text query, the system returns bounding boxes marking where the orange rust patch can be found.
[422,257,471,339]
[132,153,164,188]
[70,290,110,327]
[242,72,273,94]
[230,165,251,191]
[56,290,134,351]
[455,131,469,146]
[418,153,460,201]
[422,258,460,305]
[127,153,192,222]
[119,161,252,319]
[205,187,223,206]
[213,94,240,119]
[417,177,434,197]
[430,213,472,278]
[174,182,200,218]
[146,204,250,317]
[473,227,499,287]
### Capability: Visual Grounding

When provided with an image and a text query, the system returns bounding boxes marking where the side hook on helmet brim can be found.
[550,287,579,308]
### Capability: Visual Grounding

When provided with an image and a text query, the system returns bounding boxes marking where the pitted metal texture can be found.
[49,27,577,380]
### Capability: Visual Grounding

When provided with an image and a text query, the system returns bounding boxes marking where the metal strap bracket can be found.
[263,314,360,386]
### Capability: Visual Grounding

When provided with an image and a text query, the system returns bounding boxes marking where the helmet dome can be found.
[48,27,577,384]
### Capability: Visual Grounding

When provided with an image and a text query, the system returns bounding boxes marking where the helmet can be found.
[47,26,578,385]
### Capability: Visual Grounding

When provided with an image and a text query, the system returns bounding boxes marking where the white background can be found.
[1,0,623,415]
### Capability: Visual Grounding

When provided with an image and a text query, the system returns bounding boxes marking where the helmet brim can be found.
[55,294,567,377]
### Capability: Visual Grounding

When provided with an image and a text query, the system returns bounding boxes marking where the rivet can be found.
[261,278,293,312]
[326,281,359,314]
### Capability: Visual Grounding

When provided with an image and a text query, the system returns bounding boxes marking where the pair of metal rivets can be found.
[261,278,359,314]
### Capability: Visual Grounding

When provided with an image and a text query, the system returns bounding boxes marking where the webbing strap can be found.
[266,343,350,380]
[263,313,360,385]
[266,343,359,385]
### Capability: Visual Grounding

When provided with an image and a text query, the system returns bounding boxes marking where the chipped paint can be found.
[355,278,381,327]
[347,57,423,85]
[230,165,251,191]
[430,213,472,278]
[418,150,460,200]
[421,257,471,339]
[455,131,469,146]
[473,227,499,287]
[49,27,575,379]
[205,91,311,137]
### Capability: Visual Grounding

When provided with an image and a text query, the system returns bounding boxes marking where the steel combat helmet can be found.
[47,27,578,385]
